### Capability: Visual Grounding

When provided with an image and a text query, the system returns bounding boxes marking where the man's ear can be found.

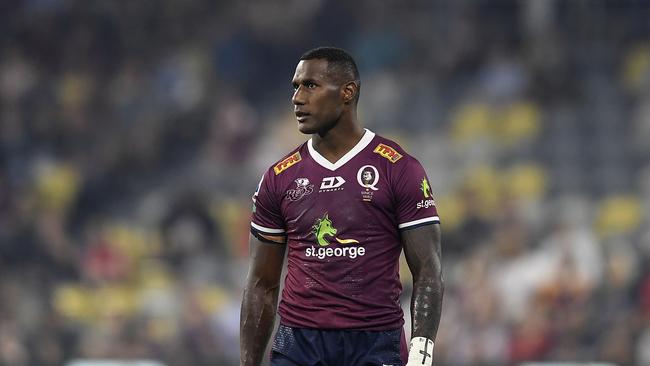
[342,81,359,104]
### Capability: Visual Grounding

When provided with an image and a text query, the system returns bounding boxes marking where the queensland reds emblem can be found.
[286,178,314,201]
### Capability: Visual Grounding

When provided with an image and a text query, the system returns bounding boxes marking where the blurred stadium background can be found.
[1,1,649,365]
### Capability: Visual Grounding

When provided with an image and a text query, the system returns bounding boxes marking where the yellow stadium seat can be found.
[36,162,80,212]
[504,163,547,201]
[595,195,644,237]
[462,165,502,217]
[623,44,650,93]
[451,102,492,144]
[94,285,138,317]
[495,102,541,146]
[197,286,229,313]
[54,285,94,322]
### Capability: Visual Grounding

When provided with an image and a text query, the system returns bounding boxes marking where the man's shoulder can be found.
[369,133,417,166]
[267,142,308,176]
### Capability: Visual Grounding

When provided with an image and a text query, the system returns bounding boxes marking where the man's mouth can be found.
[295,111,310,122]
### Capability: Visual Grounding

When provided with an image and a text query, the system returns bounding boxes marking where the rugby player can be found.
[240,47,443,366]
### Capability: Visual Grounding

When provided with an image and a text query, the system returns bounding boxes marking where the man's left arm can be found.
[402,223,443,365]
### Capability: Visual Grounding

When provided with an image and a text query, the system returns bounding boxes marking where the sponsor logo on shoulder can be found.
[274,152,301,175]
[417,177,436,209]
[417,199,436,209]
[373,143,402,163]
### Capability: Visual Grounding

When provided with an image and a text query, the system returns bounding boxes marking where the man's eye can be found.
[306,82,316,89]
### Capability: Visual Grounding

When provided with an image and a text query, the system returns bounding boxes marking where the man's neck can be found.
[311,118,365,164]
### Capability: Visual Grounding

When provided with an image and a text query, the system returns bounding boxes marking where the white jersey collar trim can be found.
[308,129,375,171]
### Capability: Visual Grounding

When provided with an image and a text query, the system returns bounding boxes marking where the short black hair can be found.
[300,47,360,100]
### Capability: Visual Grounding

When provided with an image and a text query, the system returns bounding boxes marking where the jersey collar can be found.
[308,129,376,171]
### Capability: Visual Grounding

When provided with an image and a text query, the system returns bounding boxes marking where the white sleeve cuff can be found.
[251,222,285,234]
[398,216,440,229]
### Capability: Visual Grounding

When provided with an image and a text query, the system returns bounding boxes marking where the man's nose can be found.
[292,87,306,105]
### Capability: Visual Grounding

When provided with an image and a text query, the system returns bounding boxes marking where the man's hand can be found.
[405,337,434,366]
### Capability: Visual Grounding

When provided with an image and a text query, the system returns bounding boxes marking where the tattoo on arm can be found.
[402,224,444,341]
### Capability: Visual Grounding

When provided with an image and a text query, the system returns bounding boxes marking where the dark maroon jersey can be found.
[251,129,440,331]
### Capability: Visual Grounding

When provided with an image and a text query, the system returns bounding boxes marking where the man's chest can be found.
[278,163,394,235]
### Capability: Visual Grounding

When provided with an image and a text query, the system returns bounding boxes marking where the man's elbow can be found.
[413,266,443,288]
[247,272,281,293]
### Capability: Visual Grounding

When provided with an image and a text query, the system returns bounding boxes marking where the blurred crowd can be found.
[1,1,649,365]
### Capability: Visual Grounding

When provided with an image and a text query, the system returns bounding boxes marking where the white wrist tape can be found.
[406,337,434,366]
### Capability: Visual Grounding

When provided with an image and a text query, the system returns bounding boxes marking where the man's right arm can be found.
[240,233,287,366]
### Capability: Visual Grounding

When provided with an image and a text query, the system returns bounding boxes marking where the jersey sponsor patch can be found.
[420,177,433,198]
[274,152,302,175]
[417,177,435,209]
[320,176,346,192]
[312,213,359,247]
[373,143,402,163]
[307,213,364,259]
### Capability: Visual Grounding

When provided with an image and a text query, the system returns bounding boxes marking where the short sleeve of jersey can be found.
[394,157,440,230]
[251,170,286,235]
